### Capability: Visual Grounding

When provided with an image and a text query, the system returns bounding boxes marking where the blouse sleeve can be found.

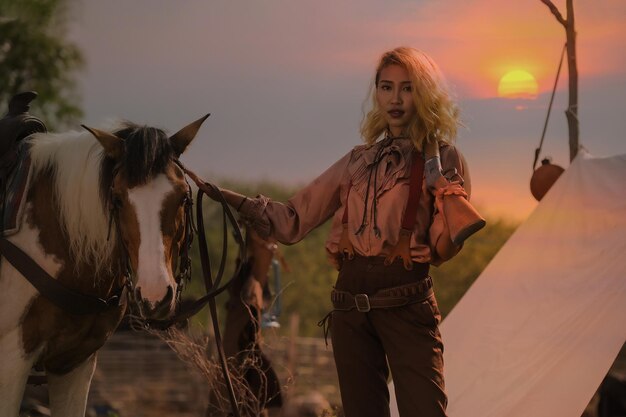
[428,145,472,265]
[238,150,352,244]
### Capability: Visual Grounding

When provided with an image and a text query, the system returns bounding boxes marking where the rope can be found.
[533,43,567,171]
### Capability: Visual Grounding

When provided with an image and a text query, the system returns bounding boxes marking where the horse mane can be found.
[27,122,175,270]
[28,130,114,270]
[108,121,174,186]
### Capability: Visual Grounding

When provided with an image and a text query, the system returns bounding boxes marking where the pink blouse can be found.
[239,137,471,266]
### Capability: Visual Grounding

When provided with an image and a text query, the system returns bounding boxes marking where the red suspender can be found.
[401,151,425,231]
[341,151,424,231]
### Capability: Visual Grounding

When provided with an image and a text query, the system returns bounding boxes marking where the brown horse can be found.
[211,227,286,416]
[0,115,207,417]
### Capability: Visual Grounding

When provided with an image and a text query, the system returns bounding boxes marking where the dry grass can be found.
[149,327,282,417]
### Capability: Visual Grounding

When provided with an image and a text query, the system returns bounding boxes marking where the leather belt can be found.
[330,276,433,312]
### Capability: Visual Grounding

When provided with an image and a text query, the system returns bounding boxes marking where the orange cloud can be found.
[387,1,626,99]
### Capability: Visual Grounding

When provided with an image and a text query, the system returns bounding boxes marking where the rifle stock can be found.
[424,141,486,246]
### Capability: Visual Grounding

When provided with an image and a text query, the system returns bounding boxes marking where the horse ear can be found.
[169,114,210,156]
[81,125,124,159]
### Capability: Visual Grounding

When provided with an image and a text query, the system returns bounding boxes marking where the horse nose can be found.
[155,286,174,313]
[134,285,176,319]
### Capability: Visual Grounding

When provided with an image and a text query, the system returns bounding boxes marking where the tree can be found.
[539,0,579,162]
[0,0,84,129]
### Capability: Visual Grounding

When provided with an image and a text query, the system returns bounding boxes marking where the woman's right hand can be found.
[185,170,223,201]
[187,171,251,212]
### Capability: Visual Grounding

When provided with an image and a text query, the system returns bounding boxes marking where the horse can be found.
[0,114,208,417]
[211,226,287,416]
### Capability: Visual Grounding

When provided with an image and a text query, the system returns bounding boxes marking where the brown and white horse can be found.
[0,115,207,417]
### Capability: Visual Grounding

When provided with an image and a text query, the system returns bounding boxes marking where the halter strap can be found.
[0,237,124,315]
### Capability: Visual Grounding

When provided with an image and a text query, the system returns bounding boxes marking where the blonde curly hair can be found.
[360,47,460,151]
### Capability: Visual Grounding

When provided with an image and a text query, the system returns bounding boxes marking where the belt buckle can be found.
[354,294,371,312]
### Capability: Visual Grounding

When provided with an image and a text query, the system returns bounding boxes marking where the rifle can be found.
[424,141,486,245]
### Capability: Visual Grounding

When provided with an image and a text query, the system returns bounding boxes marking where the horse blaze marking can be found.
[128,173,176,304]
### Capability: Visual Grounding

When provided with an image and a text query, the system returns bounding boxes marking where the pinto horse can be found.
[0,115,208,417]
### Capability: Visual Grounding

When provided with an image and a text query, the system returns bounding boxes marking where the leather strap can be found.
[0,238,123,315]
[196,186,242,417]
[382,152,424,268]
[402,151,425,231]
[331,277,433,312]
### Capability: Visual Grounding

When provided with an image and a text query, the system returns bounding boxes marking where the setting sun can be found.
[498,70,538,99]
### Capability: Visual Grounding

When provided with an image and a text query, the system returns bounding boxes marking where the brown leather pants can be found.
[329,256,447,417]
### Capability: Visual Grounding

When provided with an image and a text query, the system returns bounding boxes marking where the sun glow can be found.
[498,70,538,99]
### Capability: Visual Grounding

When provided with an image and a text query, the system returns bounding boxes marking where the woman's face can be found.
[376,64,416,137]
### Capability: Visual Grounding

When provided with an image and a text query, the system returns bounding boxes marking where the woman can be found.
[196,47,473,417]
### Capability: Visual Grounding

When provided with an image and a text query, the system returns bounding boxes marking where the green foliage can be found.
[279,221,336,336]
[0,0,84,129]
[183,179,519,337]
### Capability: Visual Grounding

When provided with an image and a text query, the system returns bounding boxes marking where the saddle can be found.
[0,92,47,234]
[0,92,46,170]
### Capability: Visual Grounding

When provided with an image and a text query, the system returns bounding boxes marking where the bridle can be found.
[107,158,245,417]
[106,160,196,315]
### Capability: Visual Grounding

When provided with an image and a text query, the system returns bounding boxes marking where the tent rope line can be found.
[533,42,567,172]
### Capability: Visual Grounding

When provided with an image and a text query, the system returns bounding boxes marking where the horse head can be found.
[82,115,208,320]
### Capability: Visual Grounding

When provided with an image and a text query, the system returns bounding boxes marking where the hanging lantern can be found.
[530,157,565,201]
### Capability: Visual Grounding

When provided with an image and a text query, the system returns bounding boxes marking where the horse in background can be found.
[209,227,287,416]
[0,111,208,417]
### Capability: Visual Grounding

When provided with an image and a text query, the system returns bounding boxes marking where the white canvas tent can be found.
[391,152,626,416]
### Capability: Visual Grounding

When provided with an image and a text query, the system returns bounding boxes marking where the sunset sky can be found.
[68,1,626,221]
